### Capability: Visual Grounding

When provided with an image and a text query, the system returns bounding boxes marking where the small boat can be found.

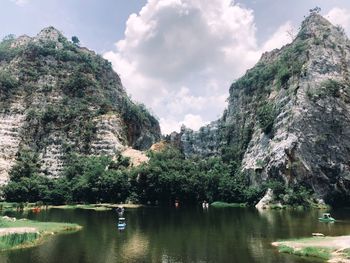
[117,217,126,230]
[318,213,335,222]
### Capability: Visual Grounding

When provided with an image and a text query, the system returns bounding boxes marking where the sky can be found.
[2,1,350,134]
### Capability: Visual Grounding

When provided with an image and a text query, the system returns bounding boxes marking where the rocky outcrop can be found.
[121,148,149,167]
[255,189,281,209]
[0,113,25,184]
[90,114,127,156]
[172,13,350,204]
[169,122,222,157]
[0,27,160,182]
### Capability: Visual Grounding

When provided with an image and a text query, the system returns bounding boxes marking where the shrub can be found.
[307,79,342,101]
[278,245,294,254]
[257,102,276,134]
[71,36,80,46]
[278,245,331,260]
[0,35,20,62]
[276,66,290,88]
[64,71,95,97]
[296,247,331,260]
[0,71,18,92]
[120,97,159,127]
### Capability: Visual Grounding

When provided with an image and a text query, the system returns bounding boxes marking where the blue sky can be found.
[2,0,350,134]
[1,0,147,53]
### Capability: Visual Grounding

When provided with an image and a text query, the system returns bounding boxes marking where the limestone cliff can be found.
[0,27,160,182]
[171,14,350,204]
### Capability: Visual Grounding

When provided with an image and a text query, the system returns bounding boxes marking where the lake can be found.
[1,207,350,263]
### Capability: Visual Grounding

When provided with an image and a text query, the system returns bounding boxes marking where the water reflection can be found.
[120,232,149,261]
[0,207,349,263]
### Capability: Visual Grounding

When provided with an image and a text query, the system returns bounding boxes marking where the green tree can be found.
[9,149,40,182]
[71,36,80,46]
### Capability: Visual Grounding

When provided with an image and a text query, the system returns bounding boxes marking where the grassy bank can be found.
[278,244,331,260]
[0,202,144,212]
[0,217,82,251]
[273,235,350,262]
[49,204,112,211]
[210,201,247,208]
[49,203,144,211]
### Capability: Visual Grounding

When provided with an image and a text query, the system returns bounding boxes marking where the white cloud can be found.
[182,114,208,130]
[10,0,29,6]
[159,118,180,135]
[104,0,295,135]
[325,7,350,36]
[160,114,208,134]
[261,21,293,52]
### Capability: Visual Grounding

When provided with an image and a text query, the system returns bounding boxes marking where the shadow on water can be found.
[0,207,349,263]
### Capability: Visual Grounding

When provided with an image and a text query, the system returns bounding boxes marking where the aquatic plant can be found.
[210,201,247,208]
[0,232,39,250]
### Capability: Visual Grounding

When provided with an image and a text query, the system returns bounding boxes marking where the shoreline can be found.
[272,236,350,262]
[48,203,144,211]
[0,202,144,212]
[0,216,82,251]
[0,201,343,212]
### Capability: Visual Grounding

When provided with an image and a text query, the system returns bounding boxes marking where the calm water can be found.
[0,207,350,263]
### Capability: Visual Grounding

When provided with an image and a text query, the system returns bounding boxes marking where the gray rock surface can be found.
[171,14,350,203]
[0,27,160,182]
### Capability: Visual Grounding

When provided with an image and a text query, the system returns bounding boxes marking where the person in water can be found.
[202,201,209,209]
[116,206,124,215]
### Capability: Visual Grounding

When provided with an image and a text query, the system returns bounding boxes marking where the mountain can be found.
[0,27,160,183]
[170,13,350,205]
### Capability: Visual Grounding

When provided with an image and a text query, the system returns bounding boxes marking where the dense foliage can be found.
[231,40,307,96]
[2,147,266,206]
[0,29,320,207]
[0,35,21,62]
[3,146,315,206]
[266,181,313,206]
[127,148,262,205]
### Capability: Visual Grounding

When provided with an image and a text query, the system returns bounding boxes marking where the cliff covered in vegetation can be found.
[171,13,350,205]
[0,27,160,183]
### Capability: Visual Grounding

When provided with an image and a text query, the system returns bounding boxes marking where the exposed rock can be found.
[0,112,25,184]
[35,27,64,43]
[0,27,160,182]
[150,140,168,152]
[255,189,282,209]
[121,147,149,167]
[39,138,65,178]
[90,114,127,156]
[172,14,350,204]
[169,122,222,157]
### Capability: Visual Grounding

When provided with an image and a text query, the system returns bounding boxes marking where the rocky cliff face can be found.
[172,14,350,204]
[0,27,160,182]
